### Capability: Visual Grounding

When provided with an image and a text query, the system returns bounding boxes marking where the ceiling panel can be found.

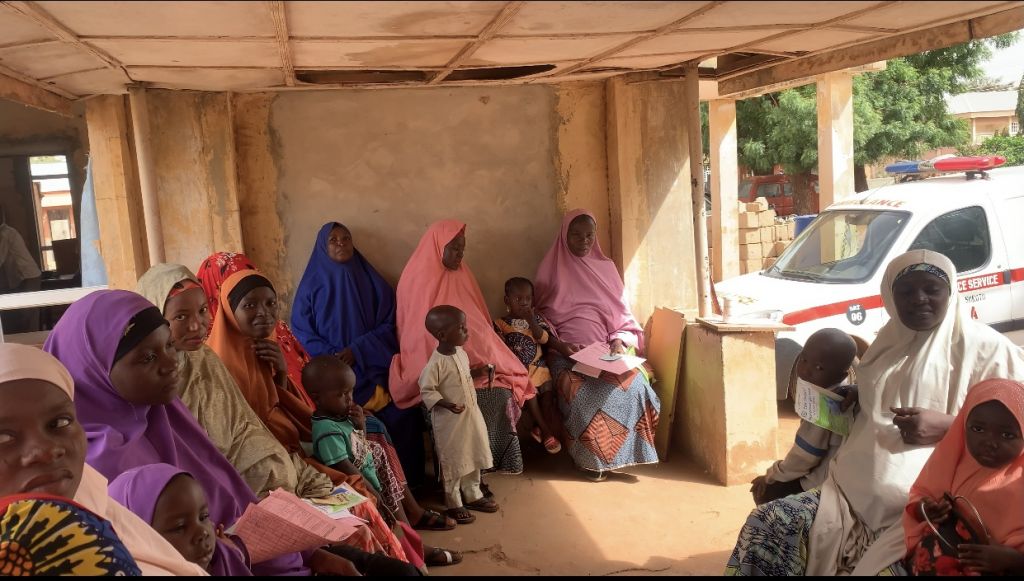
[842,1,1012,30]
[292,39,466,68]
[617,29,778,57]
[593,52,705,69]
[0,5,57,47]
[286,1,504,38]
[466,35,633,65]
[88,39,281,68]
[499,1,707,35]
[0,42,107,80]
[38,1,276,38]
[752,29,878,54]
[126,67,286,91]
[48,68,128,95]
[680,1,880,29]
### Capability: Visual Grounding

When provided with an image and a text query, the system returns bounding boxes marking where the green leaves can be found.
[725,36,1015,174]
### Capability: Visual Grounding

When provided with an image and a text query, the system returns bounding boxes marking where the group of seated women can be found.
[0,209,662,576]
[725,249,1024,577]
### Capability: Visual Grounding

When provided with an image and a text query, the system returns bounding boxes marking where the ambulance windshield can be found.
[765,209,910,284]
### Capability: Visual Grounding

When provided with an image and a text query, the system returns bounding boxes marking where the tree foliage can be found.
[732,34,1017,175]
[962,134,1024,166]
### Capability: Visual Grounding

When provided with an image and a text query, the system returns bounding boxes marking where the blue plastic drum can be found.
[793,214,817,237]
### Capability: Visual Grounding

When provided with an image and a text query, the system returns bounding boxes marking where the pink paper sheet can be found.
[231,489,362,564]
[569,342,645,375]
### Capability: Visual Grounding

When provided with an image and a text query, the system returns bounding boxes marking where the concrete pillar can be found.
[606,76,699,324]
[84,95,148,289]
[816,72,854,210]
[709,99,739,282]
[684,65,711,317]
[128,86,165,265]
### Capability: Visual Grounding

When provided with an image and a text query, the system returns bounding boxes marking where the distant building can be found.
[945,90,1020,144]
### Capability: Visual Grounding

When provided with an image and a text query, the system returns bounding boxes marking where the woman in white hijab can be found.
[0,343,207,576]
[726,250,1024,576]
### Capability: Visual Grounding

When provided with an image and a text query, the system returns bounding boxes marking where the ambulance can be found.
[715,159,1024,399]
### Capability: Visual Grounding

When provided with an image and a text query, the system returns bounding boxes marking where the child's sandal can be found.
[446,507,476,524]
[543,436,562,454]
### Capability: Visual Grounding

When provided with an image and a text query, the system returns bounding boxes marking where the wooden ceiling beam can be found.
[719,5,1024,97]
[266,1,295,86]
[2,0,127,74]
[0,67,74,116]
[542,1,726,79]
[428,1,525,85]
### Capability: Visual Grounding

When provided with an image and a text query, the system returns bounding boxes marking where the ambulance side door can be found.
[996,195,1024,330]
[906,204,1011,325]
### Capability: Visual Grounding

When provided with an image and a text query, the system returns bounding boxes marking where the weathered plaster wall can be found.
[146,91,242,272]
[554,82,611,253]
[84,84,613,319]
[607,76,700,325]
[268,85,571,315]
[232,93,287,292]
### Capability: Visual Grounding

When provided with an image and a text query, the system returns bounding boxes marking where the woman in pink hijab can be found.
[390,220,535,476]
[534,209,661,481]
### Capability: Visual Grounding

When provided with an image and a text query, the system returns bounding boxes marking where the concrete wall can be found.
[607,77,699,325]
[230,83,605,317]
[130,83,609,319]
[88,80,701,325]
[146,91,242,272]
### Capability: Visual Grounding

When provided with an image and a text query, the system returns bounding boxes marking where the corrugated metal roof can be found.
[945,91,1018,115]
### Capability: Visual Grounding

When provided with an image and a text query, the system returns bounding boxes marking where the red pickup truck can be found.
[739,175,795,215]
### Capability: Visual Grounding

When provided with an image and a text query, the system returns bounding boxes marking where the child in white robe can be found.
[419,305,498,524]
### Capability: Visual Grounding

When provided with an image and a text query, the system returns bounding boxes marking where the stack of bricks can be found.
[738,197,797,275]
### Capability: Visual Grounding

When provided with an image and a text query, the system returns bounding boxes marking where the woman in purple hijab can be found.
[42,290,369,577]
[109,463,253,576]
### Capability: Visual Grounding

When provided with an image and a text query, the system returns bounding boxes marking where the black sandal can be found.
[412,508,456,531]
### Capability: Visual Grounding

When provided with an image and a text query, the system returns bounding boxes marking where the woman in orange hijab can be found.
[205,269,415,562]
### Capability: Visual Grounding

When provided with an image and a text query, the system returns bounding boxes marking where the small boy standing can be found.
[750,328,858,505]
[420,305,498,524]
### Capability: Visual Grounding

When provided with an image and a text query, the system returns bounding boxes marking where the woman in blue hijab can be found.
[291,223,432,498]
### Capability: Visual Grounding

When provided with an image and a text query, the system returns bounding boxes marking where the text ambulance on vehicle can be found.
[715,157,1024,400]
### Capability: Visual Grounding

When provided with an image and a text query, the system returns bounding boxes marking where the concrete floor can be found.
[419,404,801,576]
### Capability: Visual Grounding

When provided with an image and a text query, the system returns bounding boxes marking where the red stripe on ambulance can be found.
[957,272,1004,293]
[783,296,885,326]
[781,268,1024,326]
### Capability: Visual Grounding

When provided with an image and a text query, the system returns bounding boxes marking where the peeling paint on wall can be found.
[232,92,289,300]
[553,81,611,253]
[146,91,242,272]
